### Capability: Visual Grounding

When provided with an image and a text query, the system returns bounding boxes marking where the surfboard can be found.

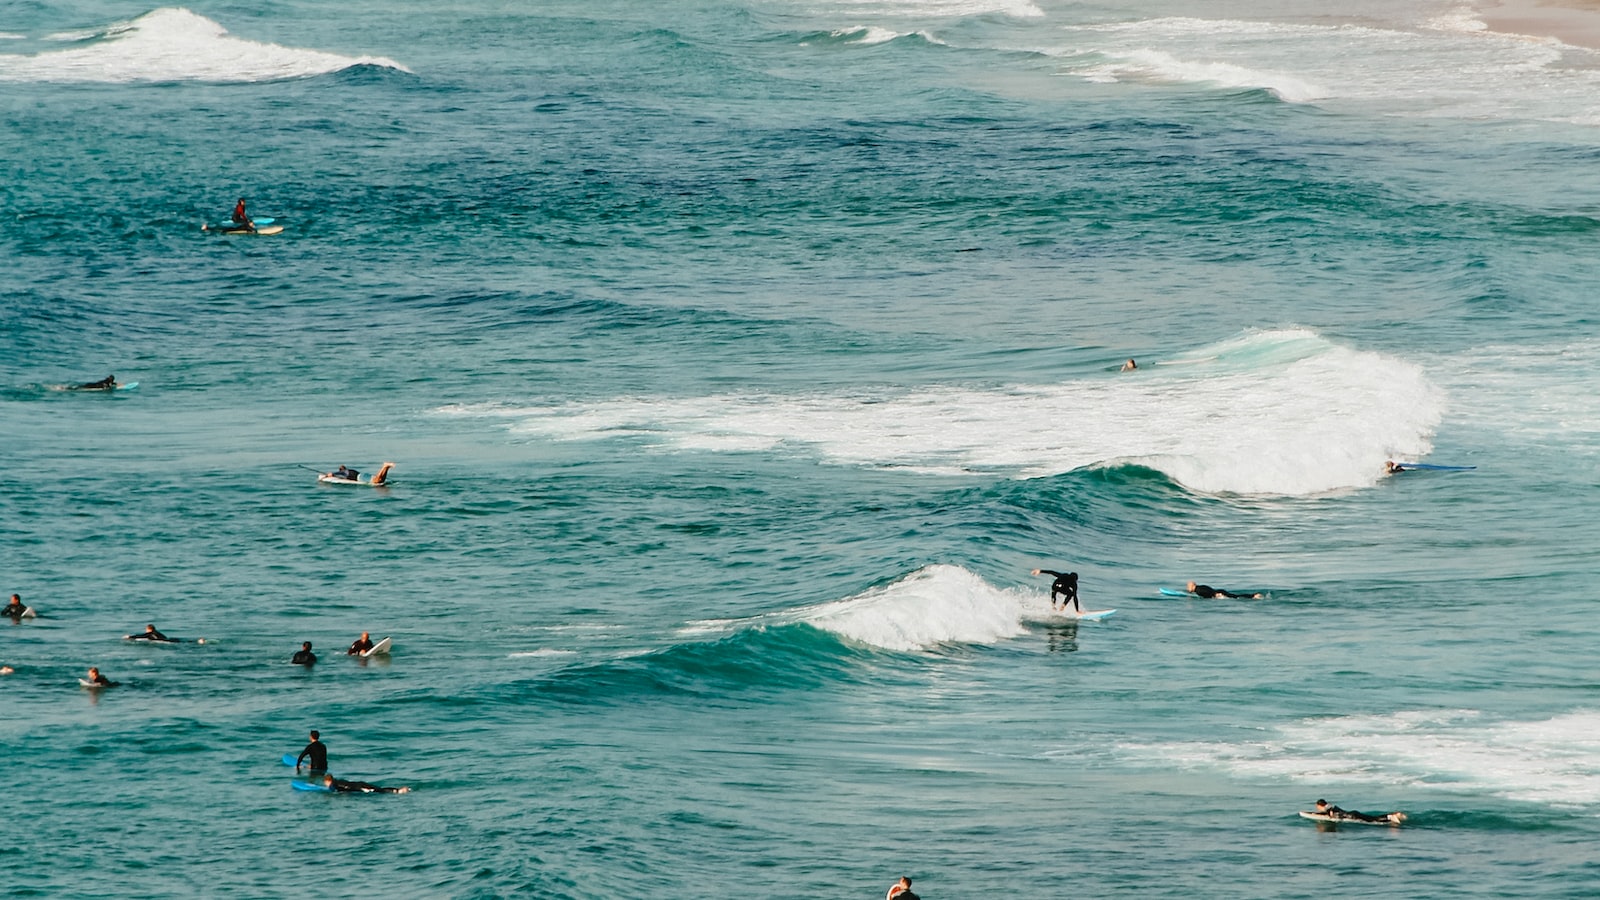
[115,381,138,391]
[317,474,387,486]
[1298,810,1403,825]
[281,753,298,767]
[361,636,392,658]
[291,779,333,792]
[78,678,115,688]
[1159,588,1189,597]
[1392,463,1475,471]
[210,224,283,235]
[20,607,37,619]
[1033,608,1116,622]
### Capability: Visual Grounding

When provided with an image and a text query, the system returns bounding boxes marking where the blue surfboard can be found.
[281,753,298,767]
[1159,587,1188,597]
[291,779,333,792]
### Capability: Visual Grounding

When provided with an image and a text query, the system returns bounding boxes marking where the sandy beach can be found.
[1477,0,1600,49]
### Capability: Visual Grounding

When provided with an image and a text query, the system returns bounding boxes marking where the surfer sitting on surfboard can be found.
[231,198,256,233]
[84,667,117,687]
[346,632,375,656]
[322,773,411,794]
[3,594,26,619]
[1185,581,1263,600]
[1313,799,1405,824]
[1031,568,1080,612]
[125,624,176,642]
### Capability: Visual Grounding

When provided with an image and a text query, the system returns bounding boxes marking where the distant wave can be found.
[1048,14,1600,124]
[1123,709,1600,808]
[805,26,949,47]
[438,329,1443,497]
[0,7,410,83]
[795,0,1042,19]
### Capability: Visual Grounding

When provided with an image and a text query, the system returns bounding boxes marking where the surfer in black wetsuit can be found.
[84,667,117,686]
[72,375,116,391]
[1031,568,1080,612]
[125,624,174,642]
[1186,581,1263,600]
[1314,799,1404,824]
[346,632,374,656]
[323,773,411,794]
[1384,460,1406,474]
[297,730,328,772]
[292,641,317,665]
[3,594,26,618]
[330,465,359,482]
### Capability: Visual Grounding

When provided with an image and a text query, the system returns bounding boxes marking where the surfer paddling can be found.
[1184,581,1263,600]
[83,667,118,687]
[322,773,411,794]
[320,462,394,485]
[70,375,116,391]
[1312,799,1405,825]
[125,624,177,642]
[1031,568,1080,612]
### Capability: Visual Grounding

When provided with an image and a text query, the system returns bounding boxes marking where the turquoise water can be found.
[6,1,1600,896]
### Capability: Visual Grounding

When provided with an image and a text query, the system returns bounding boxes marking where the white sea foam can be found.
[798,564,1032,652]
[1124,709,1600,808]
[1050,14,1600,124]
[829,25,946,46]
[0,7,410,83]
[812,0,1042,19]
[1426,338,1600,454]
[437,329,1443,497]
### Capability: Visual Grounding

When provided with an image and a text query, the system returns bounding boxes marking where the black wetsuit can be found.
[1321,805,1389,823]
[347,638,373,656]
[128,629,172,642]
[297,740,328,771]
[2,603,25,618]
[329,777,404,794]
[1038,569,1080,611]
[291,649,317,665]
[1192,584,1254,599]
[74,376,116,390]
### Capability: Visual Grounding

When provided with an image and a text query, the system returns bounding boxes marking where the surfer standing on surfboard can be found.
[1031,568,1080,612]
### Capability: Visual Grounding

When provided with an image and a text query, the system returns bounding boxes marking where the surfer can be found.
[71,375,116,391]
[125,624,174,642]
[1314,799,1405,824]
[1121,358,1137,371]
[3,594,26,618]
[1185,581,1263,600]
[1031,568,1080,612]
[231,198,255,232]
[329,465,359,482]
[1384,460,1406,474]
[84,667,117,687]
[346,632,375,656]
[370,462,395,486]
[296,730,328,772]
[292,641,317,665]
[322,773,411,794]
[886,876,920,900]
[0,665,12,675]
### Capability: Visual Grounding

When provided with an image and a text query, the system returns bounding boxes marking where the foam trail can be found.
[439,329,1444,496]
[796,564,1030,652]
[814,0,1043,19]
[1124,709,1600,808]
[0,8,410,83]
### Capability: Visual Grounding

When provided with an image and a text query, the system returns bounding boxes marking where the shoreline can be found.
[1476,0,1600,50]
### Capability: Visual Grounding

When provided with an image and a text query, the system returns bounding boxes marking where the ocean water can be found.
[4,0,1600,896]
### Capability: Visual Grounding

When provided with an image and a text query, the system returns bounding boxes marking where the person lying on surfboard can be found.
[84,667,118,687]
[1031,568,1080,612]
[125,624,176,642]
[328,465,360,481]
[71,375,116,391]
[346,632,375,656]
[2,594,26,618]
[1185,581,1263,599]
[1313,799,1405,824]
[322,773,411,794]
[1384,460,1406,474]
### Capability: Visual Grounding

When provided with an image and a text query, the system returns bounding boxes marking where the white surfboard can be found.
[20,607,36,619]
[317,474,390,486]
[79,678,116,688]
[361,636,392,658]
